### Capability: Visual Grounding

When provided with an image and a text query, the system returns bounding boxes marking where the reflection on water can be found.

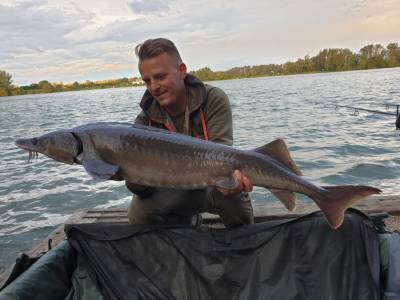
[1,68,400,270]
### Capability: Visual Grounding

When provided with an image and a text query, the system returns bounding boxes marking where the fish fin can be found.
[313,185,382,229]
[82,159,119,180]
[215,175,239,190]
[269,189,297,211]
[254,139,303,176]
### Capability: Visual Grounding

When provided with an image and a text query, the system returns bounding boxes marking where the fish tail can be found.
[312,185,382,229]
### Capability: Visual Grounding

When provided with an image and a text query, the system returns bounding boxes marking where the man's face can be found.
[139,53,187,109]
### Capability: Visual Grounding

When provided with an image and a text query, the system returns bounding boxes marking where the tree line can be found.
[190,42,400,81]
[1,42,400,97]
[0,76,144,97]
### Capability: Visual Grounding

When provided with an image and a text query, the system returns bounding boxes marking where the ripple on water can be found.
[346,162,400,180]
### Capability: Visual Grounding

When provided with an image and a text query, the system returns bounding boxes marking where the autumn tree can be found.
[358,44,386,69]
[386,43,400,67]
[38,80,53,93]
[0,70,13,96]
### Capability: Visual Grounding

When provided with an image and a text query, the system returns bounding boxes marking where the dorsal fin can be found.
[254,139,303,176]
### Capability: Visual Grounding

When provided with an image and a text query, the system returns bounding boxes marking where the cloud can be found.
[348,0,369,12]
[1,40,137,84]
[15,58,132,84]
[1,0,400,85]
[0,1,93,60]
[127,0,172,15]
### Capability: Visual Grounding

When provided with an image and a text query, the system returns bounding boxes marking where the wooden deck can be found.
[1,194,400,287]
[59,193,400,222]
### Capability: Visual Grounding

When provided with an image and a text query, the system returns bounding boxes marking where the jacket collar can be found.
[139,74,206,124]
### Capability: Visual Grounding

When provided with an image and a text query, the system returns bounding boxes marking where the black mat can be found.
[65,210,381,300]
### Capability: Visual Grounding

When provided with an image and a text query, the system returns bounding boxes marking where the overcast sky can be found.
[1,0,399,85]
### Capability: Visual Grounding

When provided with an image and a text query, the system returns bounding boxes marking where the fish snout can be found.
[15,137,39,151]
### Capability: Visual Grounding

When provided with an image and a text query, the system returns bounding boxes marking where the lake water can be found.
[1,68,400,271]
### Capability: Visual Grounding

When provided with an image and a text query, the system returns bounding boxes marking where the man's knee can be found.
[127,189,203,225]
[127,195,163,224]
[127,195,147,224]
[211,191,254,227]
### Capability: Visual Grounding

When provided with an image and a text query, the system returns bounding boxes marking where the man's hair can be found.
[135,38,182,64]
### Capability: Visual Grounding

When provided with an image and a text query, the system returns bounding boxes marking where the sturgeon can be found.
[15,122,381,229]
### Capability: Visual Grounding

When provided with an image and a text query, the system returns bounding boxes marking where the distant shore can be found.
[2,67,399,98]
[1,42,399,97]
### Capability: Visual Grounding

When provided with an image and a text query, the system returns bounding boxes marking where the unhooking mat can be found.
[65,210,381,300]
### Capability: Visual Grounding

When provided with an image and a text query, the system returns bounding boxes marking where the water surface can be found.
[1,68,399,271]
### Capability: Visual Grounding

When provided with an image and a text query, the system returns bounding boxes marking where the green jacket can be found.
[135,74,233,145]
[130,74,253,227]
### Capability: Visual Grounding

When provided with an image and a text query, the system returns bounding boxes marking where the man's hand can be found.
[217,170,253,196]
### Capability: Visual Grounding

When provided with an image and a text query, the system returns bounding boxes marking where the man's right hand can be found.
[217,170,253,197]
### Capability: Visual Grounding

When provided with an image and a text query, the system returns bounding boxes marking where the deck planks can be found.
[82,194,400,222]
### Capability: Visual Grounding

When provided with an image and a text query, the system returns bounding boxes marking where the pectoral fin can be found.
[82,159,119,180]
[269,189,297,211]
[215,175,239,190]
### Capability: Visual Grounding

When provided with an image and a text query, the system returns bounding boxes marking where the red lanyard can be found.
[163,108,208,141]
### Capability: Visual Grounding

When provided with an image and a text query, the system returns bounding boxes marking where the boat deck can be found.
[1,194,400,287]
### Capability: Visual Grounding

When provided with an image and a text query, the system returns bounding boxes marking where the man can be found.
[127,38,253,227]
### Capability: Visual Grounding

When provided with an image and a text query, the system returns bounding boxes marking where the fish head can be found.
[15,130,81,164]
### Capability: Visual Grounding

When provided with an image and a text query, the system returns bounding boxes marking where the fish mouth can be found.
[15,137,39,150]
[15,138,40,161]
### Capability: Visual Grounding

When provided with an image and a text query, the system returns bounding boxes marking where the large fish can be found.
[15,122,381,229]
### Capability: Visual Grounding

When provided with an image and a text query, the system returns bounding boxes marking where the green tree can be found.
[117,77,129,85]
[72,81,80,90]
[0,70,13,96]
[52,82,64,92]
[386,43,400,67]
[358,44,386,69]
[191,67,215,81]
[83,80,94,88]
[38,80,54,93]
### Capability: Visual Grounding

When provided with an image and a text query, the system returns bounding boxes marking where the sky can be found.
[0,0,399,85]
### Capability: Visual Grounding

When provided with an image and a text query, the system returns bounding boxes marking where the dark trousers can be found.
[127,188,254,228]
